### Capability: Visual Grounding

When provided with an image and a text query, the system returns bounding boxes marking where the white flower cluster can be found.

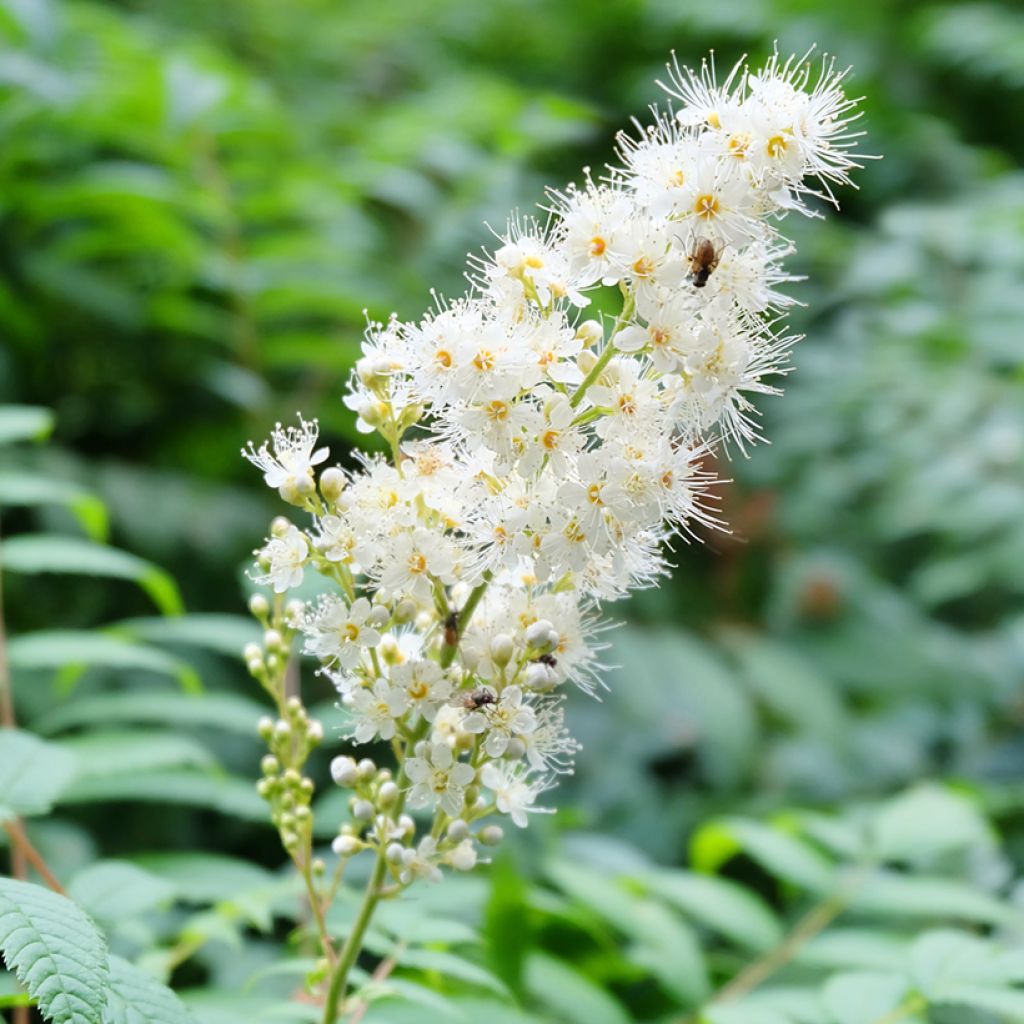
[245,51,864,885]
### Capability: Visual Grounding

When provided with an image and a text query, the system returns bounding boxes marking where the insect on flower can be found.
[452,687,498,711]
[687,236,723,288]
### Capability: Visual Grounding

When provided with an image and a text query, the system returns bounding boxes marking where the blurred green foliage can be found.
[2,0,1024,1020]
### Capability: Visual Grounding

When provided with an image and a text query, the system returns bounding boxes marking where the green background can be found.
[2,0,1024,1021]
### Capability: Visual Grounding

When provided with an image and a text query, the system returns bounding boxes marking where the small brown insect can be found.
[537,653,558,668]
[443,611,460,648]
[688,237,722,288]
[453,687,497,711]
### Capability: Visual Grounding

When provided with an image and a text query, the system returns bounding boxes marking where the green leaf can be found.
[1,535,182,615]
[0,473,109,540]
[56,731,215,779]
[702,1006,796,1024]
[8,632,201,693]
[102,954,197,1024]
[0,406,54,445]
[35,690,267,737]
[58,769,270,822]
[820,972,909,1024]
[911,929,1024,995]
[0,877,109,1024]
[934,986,1024,1019]
[640,868,782,952]
[396,948,509,996]
[128,854,276,905]
[546,861,708,1002]
[113,615,261,658]
[0,728,77,821]
[68,862,176,924]
[798,929,911,972]
[524,952,631,1024]
[871,786,992,864]
[852,872,1021,926]
[691,819,837,894]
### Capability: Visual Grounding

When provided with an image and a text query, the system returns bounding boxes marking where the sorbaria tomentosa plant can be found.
[241,49,867,1022]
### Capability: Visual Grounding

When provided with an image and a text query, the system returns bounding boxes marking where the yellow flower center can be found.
[668,168,685,187]
[542,429,560,450]
[706,111,721,129]
[587,483,603,505]
[618,393,637,416]
[524,255,544,269]
[632,256,654,278]
[473,350,495,372]
[435,349,452,368]
[343,623,360,642]
[590,236,607,256]
[728,132,751,158]
[486,400,509,422]
[408,553,427,574]
[767,135,788,158]
[408,680,429,700]
[695,194,720,219]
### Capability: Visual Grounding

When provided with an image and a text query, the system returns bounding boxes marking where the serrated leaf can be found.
[0,877,109,1024]
[1,535,182,615]
[641,868,782,952]
[68,862,175,924]
[8,631,201,693]
[0,406,54,445]
[102,955,196,1024]
[524,952,631,1024]
[35,690,267,737]
[0,473,108,540]
[0,728,77,821]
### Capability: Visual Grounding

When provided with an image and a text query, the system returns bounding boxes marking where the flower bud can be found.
[357,758,377,781]
[576,319,603,348]
[332,835,362,857]
[449,839,477,871]
[386,842,405,865]
[356,400,383,427]
[257,716,274,740]
[248,593,270,619]
[307,720,324,745]
[479,825,504,847]
[577,349,598,375]
[394,599,417,624]
[368,604,391,629]
[490,633,515,668]
[398,814,415,838]
[285,695,302,716]
[525,661,559,691]
[330,756,359,787]
[264,629,283,652]
[319,467,346,504]
[446,819,470,843]
[525,619,558,652]
[378,781,399,807]
[504,738,526,760]
[270,516,291,538]
[352,799,374,822]
[247,657,264,677]
[261,755,280,776]
[243,643,263,663]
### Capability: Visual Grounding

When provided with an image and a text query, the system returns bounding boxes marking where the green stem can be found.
[569,290,634,410]
[440,572,492,669]
[321,849,388,1024]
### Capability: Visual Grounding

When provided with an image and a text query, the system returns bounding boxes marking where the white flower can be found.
[462,685,537,758]
[445,839,478,871]
[302,596,381,669]
[243,416,328,495]
[253,524,308,593]
[377,528,457,603]
[391,659,452,722]
[481,762,554,828]
[405,742,476,816]
[400,836,443,884]
[349,679,408,743]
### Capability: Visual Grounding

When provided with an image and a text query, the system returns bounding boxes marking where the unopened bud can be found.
[248,593,270,619]
[330,756,359,787]
[352,799,374,822]
[490,633,515,667]
[257,716,274,740]
[307,720,324,744]
[368,604,391,629]
[243,642,262,663]
[357,758,377,781]
[319,467,346,504]
[261,755,280,776]
[479,825,504,847]
[447,819,470,843]
[386,842,405,864]
[577,348,598,374]
[332,835,361,857]
[394,599,417,624]
[270,516,291,538]
[576,319,603,347]
[378,781,399,807]
[525,619,558,652]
